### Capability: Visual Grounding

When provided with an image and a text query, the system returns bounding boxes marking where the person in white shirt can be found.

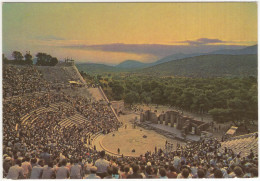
[30,159,44,179]
[173,153,181,170]
[56,159,70,179]
[95,151,110,178]
[6,160,24,179]
[70,159,82,179]
[42,161,56,179]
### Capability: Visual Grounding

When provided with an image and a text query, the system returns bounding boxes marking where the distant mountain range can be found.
[139,54,257,77]
[116,44,258,68]
[76,44,257,77]
[151,52,204,66]
[210,44,258,55]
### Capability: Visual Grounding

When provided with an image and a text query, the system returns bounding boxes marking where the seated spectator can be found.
[21,157,32,178]
[197,169,205,178]
[85,166,101,179]
[40,147,51,164]
[56,159,70,179]
[152,166,159,178]
[234,166,244,178]
[167,165,177,178]
[95,151,110,178]
[250,167,258,178]
[228,164,236,178]
[190,163,198,177]
[85,159,93,175]
[42,161,55,179]
[121,165,130,178]
[177,168,191,178]
[30,159,44,179]
[214,169,223,178]
[3,157,12,178]
[140,165,146,178]
[70,159,82,179]
[112,166,120,179]
[6,159,24,179]
[145,166,154,178]
[30,158,38,168]
[159,167,168,179]
[127,164,143,179]
[104,166,113,179]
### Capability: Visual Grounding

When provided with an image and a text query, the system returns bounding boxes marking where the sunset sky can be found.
[2,2,257,65]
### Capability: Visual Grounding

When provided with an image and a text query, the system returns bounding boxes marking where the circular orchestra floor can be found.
[99,126,182,157]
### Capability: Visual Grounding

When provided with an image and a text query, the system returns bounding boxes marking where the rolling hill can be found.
[151,53,204,66]
[115,60,148,69]
[76,45,257,76]
[76,63,128,74]
[210,44,257,55]
[138,54,257,77]
[113,45,257,69]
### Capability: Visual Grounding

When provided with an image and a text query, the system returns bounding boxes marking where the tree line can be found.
[3,51,58,66]
[99,75,257,123]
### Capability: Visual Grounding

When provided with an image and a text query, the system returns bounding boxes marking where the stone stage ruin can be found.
[140,110,209,141]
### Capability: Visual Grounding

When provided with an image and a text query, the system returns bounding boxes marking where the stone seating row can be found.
[220,136,258,157]
[20,100,94,136]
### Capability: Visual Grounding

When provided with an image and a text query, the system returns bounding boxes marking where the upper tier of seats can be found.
[37,65,85,84]
[3,65,86,98]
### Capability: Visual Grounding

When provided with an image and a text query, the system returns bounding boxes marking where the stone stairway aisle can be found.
[87,88,104,101]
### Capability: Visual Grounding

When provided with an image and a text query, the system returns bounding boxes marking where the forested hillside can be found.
[97,75,258,123]
[76,63,123,74]
[139,54,257,77]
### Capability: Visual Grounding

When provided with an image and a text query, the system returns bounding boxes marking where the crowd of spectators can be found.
[3,86,121,178]
[2,65,81,98]
[2,65,258,179]
[3,65,53,98]
[3,137,258,179]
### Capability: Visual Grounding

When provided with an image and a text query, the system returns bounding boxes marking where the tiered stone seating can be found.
[20,99,93,131]
[220,133,258,157]
[59,118,76,128]
[35,107,53,115]
[69,113,89,125]
[48,102,64,110]
[37,65,85,85]
[59,102,72,109]
[30,117,39,124]
[3,65,50,98]
[21,113,31,124]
